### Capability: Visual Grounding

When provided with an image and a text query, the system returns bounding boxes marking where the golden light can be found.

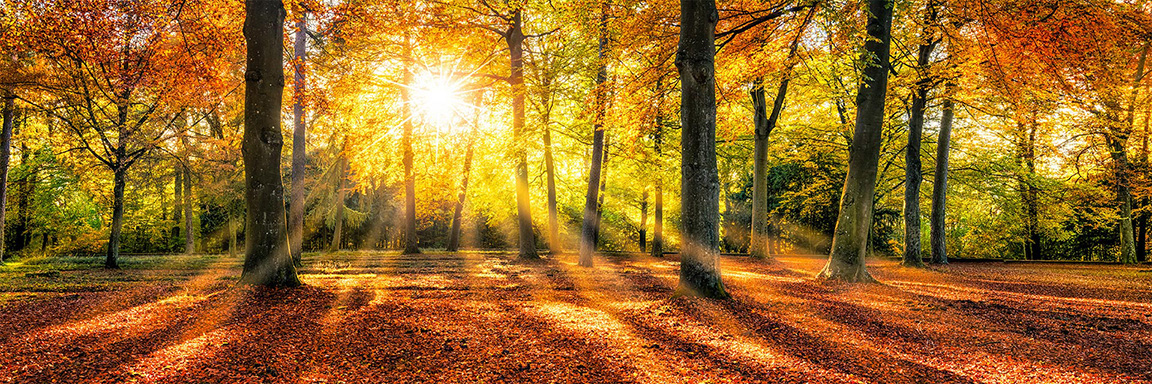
[412,74,466,127]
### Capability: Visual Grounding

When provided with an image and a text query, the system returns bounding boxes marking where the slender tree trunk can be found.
[579,3,611,266]
[639,190,648,252]
[651,80,665,259]
[331,141,347,252]
[594,134,610,248]
[173,162,183,248]
[240,0,300,286]
[507,9,537,259]
[401,36,421,255]
[183,166,195,254]
[930,91,954,264]
[447,127,476,252]
[819,0,894,282]
[676,0,728,298]
[750,15,807,260]
[229,215,237,258]
[290,11,308,266]
[543,123,560,253]
[0,96,13,263]
[1017,122,1041,260]
[902,11,937,267]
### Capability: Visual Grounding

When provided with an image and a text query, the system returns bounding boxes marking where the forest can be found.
[0,0,1150,382]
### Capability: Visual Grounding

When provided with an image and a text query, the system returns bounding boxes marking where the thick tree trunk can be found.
[447,128,476,252]
[401,36,420,255]
[290,12,308,266]
[106,167,126,268]
[749,79,770,259]
[331,143,347,252]
[240,0,300,287]
[543,122,560,253]
[183,166,195,254]
[0,96,13,263]
[652,177,663,257]
[930,94,954,264]
[676,0,728,298]
[819,0,894,282]
[507,9,537,259]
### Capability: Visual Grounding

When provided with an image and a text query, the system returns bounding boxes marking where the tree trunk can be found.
[229,216,237,258]
[401,36,420,255]
[240,0,300,287]
[676,0,728,298]
[930,92,954,264]
[639,190,648,252]
[508,9,537,259]
[652,80,665,259]
[106,167,126,268]
[173,162,183,248]
[594,134,610,249]
[819,0,894,282]
[543,122,560,253]
[447,126,476,252]
[331,140,347,252]
[183,166,195,254]
[1017,121,1040,260]
[290,11,308,266]
[902,12,937,267]
[0,96,13,263]
[580,1,612,266]
[579,131,605,266]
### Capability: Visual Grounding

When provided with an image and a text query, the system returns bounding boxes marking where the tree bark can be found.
[819,0,894,282]
[0,96,14,263]
[331,140,347,252]
[183,165,195,254]
[173,162,183,247]
[239,0,300,287]
[106,167,126,268]
[594,135,610,248]
[543,119,560,253]
[447,124,476,252]
[652,80,665,259]
[1017,121,1041,260]
[639,190,648,252]
[401,35,421,255]
[676,0,728,298]
[579,3,611,266]
[290,11,308,266]
[508,9,537,259]
[930,92,954,264]
[902,9,937,267]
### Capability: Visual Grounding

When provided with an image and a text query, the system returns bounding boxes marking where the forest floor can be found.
[0,251,1150,383]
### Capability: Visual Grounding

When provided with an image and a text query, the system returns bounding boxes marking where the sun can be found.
[412,75,465,127]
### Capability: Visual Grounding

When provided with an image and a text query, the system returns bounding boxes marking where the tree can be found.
[401,34,421,255]
[290,8,309,266]
[240,0,301,287]
[901,0,939,268]
[0,94,13,263]
[818,0,895,282]
[930,87,954,264]
[676,0,728,299]
[579,4,609,266]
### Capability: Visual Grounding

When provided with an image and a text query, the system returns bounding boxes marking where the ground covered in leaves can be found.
[0,251,1150,383]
